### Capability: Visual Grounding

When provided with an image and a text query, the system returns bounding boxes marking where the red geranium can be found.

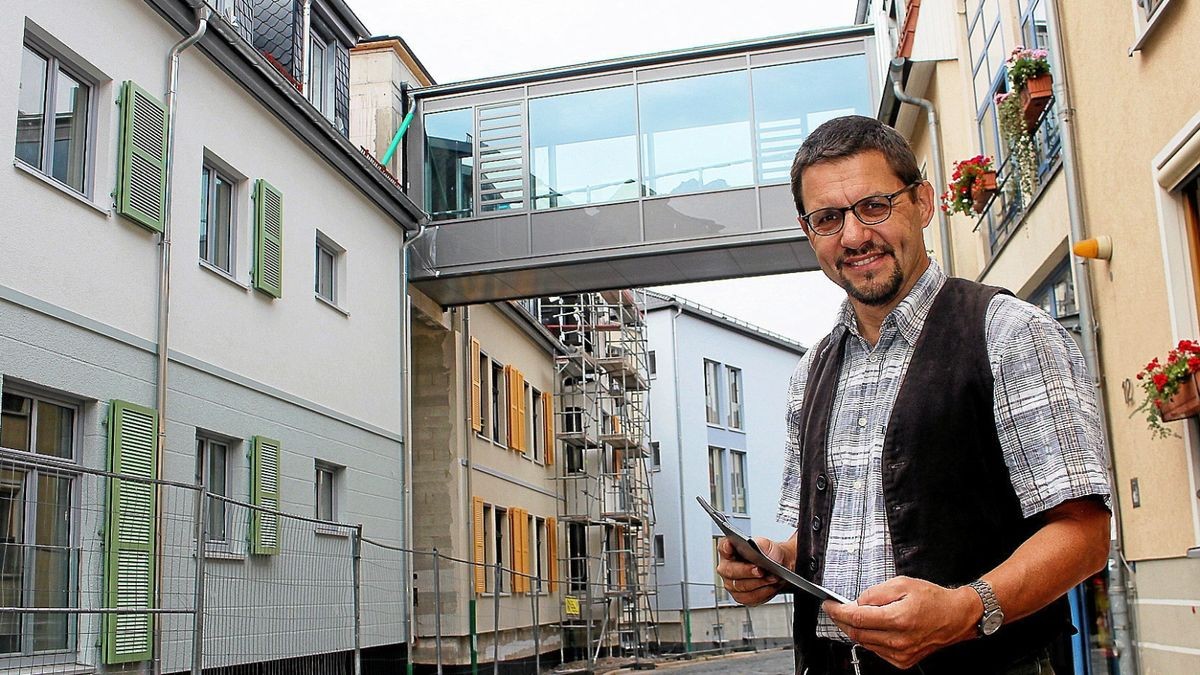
[1135,340,1200,438]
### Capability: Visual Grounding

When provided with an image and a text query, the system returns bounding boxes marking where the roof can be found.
[645,291,807,356]
[355,35,437,87]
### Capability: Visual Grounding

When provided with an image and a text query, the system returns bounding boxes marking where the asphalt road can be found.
[653,648,795,674]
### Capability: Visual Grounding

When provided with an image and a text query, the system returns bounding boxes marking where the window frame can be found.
[307,23,337,121]
[200,162,237,276]
[314,231,345,309]
[490,361,507,446]
[15,36,97,198]
[1129,0,1174,52]
[708,446,725,512]
[197,435,231,544]
[703,359,721,425]
[530,385,543,463]
[314,461,338,522]
[0,385,81,664]
[726,366,743,429]
[653,533,665,565]
[730,450,748,514]
[649,441,661,471]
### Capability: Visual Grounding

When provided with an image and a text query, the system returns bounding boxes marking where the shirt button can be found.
[811,516,822,532]
[815,474,828,491]
[857,416,867,428]
[808,557,819,572]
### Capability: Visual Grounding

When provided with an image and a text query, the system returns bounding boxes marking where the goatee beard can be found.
[837,246,903,306]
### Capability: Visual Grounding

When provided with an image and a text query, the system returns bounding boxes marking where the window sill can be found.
[0,662,94,675]
[315,524,350,537]
[1129,0,1175,55]
[14,160,109,217]
[316,293,350,317]
[204,544,246,561]
[199,260,250,291]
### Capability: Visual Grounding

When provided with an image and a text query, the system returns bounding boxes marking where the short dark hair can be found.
[789,115,922,216]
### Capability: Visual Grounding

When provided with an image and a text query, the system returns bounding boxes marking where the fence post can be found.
[190,481,208,674]
[353,524,363,675]
[493,562,501,675]
[714,586,724,655]
[532,577,540,674]
[433,548,443,675]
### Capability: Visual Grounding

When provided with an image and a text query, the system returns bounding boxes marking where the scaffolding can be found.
[539,290,658,670]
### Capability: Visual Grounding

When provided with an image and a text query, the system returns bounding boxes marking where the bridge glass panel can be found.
[424,108,474,221]
[751,54,872,184]
[529,86,639,210]
[638,70,753,197]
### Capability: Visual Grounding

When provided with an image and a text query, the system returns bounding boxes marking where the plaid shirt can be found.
[776,261,1110,641]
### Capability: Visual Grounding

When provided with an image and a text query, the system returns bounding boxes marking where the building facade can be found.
[2,0,421,670]
[644,293,805,652]
[869,0,1200,672]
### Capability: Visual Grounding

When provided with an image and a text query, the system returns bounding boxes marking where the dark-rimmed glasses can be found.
[801,182,922,236]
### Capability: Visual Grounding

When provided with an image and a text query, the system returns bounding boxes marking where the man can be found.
[715,116,1111,674]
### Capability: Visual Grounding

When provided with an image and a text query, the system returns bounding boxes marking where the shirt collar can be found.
[835,260,946,346]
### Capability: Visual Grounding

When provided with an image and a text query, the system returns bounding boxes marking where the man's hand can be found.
[715,534,796,606]
[822,576,979,670]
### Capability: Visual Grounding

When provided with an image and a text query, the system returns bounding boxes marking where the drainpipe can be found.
[1043,2,1139,673]
[400,222,430,675]
[157,7,210,674]
[669,304,692,652]
[889,57,953,276]
[300,0,312,95]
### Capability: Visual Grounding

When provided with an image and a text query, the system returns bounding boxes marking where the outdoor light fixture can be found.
[1072,235,1112,260]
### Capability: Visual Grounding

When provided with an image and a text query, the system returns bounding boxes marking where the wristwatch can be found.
[967,579,1005,636]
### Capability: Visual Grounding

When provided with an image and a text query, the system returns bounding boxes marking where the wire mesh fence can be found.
[0,448,693,673]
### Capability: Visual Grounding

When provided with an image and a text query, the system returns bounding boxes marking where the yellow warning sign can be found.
[564,596,580,617]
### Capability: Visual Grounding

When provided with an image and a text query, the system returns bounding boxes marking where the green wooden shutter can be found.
[102,400,159,664]
[250,435,281,555]
[114,81,168,232]
[252,179,284,298]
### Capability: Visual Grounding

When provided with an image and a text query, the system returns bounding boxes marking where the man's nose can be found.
[839,211,874,249]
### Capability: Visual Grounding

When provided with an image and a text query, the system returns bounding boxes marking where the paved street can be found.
[649,649,795,675]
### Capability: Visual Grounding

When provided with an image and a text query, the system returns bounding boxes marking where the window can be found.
[314,233,343,306]
[0,388,78,657]
[708,446,725,511]
[200,164,235,273]
[647,350,657,377]
[704,360,721,424]
[491,362,507,444]
[16,39,92,194]
[730,451,747,514]
[494,507,509,593]
[654,534,665,565]
[639,70,753,196]
[535,517,547,592]
[1029,263,1077,319]
[308,28,335,120]
[650,441,661,470]
[726,366,743,429]
[529,86,638,209]
[530,386,543,462]
[423,108,474,221]
[568,522,588,592]
[197,436,229,542]
[314,463,337,521]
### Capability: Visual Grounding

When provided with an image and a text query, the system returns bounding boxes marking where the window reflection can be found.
[424,108,474,221]
[16,47,48,170]
[751,55,871,184]
[530,86,638,209]
[639,71,753,197]
[52,70,88,192]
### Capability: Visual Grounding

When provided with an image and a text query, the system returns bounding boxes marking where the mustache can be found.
[836,243,895,269]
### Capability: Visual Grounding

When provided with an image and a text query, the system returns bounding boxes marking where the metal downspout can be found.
[158,8,209,673]
[669,304,692,652]
[400,223,429,675]
[1043,2,1139,672]
[889,57,953,276]
[300,0,312,95]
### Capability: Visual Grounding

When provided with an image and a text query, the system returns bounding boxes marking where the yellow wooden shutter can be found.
[543,392,555,465]
[505,366,518,449]
[473,497,486,593]
[519,509,529,593]
[546,516,557,592]
[470,338,482,433]
[509,506,520,592]
[516,371,528,453]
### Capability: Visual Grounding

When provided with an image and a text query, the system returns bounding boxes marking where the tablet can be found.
[697,495,850,604]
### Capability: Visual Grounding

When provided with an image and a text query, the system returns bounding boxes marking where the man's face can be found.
[798,150,934,311]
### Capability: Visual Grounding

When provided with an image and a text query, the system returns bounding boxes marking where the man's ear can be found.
[915,181,937,229]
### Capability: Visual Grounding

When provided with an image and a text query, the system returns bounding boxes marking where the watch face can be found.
[981,610,1004,636]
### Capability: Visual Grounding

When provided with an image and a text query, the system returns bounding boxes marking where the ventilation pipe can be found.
[300,0,312,95]
[888,57,953,276]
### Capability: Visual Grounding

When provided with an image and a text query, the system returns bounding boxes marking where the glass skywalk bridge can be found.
[406,26,879,305]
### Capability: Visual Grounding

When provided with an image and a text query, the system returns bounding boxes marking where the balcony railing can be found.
[974,95,1063,251]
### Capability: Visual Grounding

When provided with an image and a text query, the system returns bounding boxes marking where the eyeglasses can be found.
[801,182,922,237]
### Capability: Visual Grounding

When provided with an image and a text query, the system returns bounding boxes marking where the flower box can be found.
[1159,372,1200,422]
[970,171,998,214]
[1020,73,1053,129]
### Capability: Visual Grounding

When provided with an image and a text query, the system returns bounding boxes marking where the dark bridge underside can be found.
[410,228,819,306]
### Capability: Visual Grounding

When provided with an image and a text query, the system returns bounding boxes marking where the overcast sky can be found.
[351,0,860,345]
